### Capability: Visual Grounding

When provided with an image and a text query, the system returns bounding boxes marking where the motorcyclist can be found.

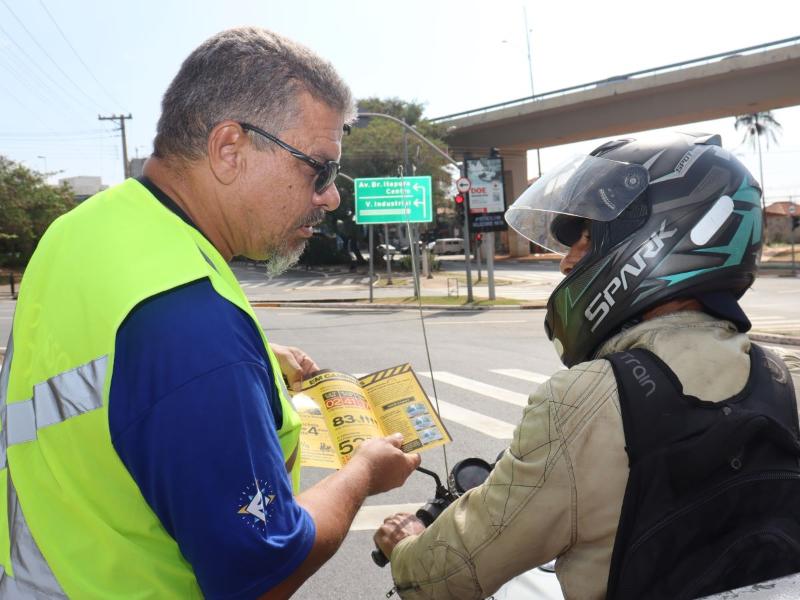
[375,132,800,599]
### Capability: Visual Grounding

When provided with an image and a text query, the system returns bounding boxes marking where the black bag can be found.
[605,344,800,600]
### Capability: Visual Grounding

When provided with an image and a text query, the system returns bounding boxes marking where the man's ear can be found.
[207,121,247,185]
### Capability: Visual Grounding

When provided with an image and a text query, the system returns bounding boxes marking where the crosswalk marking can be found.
[419,372,529,407]
[433,398,515,439]
[491,369,550,384]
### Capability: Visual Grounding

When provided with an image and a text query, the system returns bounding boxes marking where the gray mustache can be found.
[301,210,326,228]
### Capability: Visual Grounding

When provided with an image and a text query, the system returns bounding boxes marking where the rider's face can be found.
[559,222,591,275]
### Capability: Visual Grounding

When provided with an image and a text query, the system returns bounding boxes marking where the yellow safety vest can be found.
[0,178,302,598]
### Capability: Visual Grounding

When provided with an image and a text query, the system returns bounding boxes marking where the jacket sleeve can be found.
[389,370,582,599]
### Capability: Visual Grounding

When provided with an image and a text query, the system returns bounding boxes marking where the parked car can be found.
[399,241,427,255]
[428,238,464,255]
[375,244,397,258]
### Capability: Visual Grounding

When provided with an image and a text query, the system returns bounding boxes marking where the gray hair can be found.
[153,27,355,161]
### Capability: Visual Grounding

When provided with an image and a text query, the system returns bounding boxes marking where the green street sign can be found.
[354,176,433,224]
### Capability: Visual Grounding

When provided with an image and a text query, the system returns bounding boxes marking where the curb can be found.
[250,300,548,311]
[249,300,800,346]
[749,332,800,347]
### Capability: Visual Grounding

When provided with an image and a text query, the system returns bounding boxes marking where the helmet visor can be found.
[505,154,649,254]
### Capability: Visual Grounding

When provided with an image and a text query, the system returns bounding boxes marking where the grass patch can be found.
[439,272,514,286]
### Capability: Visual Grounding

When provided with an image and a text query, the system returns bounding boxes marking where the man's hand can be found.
[348,433,421,495]
[374,512,427,559]
[270,343,319,391]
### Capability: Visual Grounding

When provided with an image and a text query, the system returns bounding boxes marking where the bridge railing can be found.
[429,35,800,124]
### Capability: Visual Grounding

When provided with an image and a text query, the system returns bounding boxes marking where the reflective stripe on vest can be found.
[0,333,66,597]
[6,356,106,447]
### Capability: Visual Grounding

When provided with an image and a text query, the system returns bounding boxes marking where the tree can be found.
[734,111,782,211]
[332,98,452,258]
[0,156,76,268]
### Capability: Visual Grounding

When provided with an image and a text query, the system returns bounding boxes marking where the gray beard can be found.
[265,239,307,278]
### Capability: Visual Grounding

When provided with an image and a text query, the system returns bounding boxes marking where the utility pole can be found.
[98,114,133,179]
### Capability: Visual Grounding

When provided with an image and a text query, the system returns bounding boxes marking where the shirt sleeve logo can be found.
[237,478,276,530]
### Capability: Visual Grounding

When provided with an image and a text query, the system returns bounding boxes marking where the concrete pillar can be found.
[502,151,531,258]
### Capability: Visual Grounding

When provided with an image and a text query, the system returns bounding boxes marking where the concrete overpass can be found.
[432,37,800,255]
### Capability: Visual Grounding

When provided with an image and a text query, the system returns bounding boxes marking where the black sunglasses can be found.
[239,122,341,194]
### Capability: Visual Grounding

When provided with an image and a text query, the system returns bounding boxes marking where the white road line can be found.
[322,278,339,286]
[351,503,420,531]
[360,277,371,284]
[434,398,516,439]
[423,320,530,326]
[341,278,354,285]
[296,280,319,288]
[491,369,550,384]
[419,372,529,407]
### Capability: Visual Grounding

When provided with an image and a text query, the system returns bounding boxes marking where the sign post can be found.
[368,226,374,302]
[466,157,508,300]
[790,202,797,277]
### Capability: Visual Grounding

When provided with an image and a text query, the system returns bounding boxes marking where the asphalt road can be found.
[258,306,564,599]
[0,264,798,599]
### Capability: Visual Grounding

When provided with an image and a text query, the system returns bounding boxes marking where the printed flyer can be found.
[291,364,451,469]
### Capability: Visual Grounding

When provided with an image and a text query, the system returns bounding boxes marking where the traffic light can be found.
[454,194,465,218]
[793,216,799,230]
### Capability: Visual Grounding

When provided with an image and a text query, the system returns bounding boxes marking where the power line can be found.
[0,22,98,125]
[0,129,109,138]
[0,53,97,131]
[37,0,124,110]
[0,0,109,114]
[0,76,60,135]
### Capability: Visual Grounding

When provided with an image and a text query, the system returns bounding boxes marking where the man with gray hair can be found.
[1,27,419,598]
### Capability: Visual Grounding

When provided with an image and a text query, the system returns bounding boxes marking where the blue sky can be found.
[1,0,798,202]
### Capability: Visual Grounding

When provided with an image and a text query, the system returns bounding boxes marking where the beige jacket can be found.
[390,312,800,599]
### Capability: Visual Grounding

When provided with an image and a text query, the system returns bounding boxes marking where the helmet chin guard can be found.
[506,132,762,367]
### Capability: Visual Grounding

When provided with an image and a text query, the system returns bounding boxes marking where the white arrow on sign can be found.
[413,183,428,219]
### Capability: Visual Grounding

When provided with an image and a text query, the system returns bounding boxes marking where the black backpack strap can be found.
[605,348,685,466]
[605,348,684,598]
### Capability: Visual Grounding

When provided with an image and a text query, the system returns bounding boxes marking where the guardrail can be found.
[430,35,800,123]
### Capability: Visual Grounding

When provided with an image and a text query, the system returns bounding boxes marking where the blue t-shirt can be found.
[109,279,315,599]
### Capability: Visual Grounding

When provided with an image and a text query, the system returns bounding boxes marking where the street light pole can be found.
[37,155,48,178]
[357,112,458,168]
[356,112,473,301]
[523,6,543,178]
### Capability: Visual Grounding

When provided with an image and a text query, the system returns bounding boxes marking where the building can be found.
[765,201,799,244]
[128,158,146,178]
[59,176,107,202]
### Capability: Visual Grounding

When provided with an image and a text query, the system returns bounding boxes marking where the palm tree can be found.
[734,111,782,211]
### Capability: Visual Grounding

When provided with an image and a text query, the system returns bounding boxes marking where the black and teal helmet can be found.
[506,132,762,367]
